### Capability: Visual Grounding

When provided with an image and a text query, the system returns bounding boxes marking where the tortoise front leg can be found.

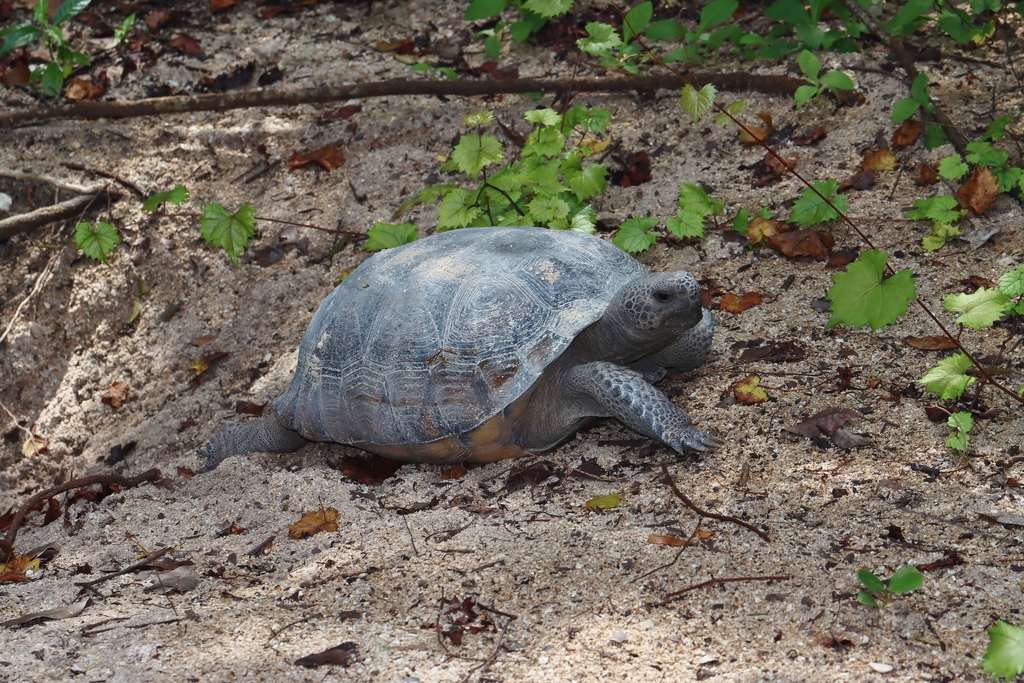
[567,361,720,454]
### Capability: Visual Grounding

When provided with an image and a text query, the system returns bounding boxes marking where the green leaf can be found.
[998,264,1024,298]
[392,184,459,218]
[523,126,565,158]
[825,250,917,332]
[923,123,946,150]
[564,105,610,134]
[614,217,658,254]
[797,49,820,80]
[142,184,190,212]
[570,206,596,233]
[982,622,1024,680]
[765,0,811,25]
[437,189,480,230]
[678,183,724,216]
[114,13,135,43]
[584,493,621,510]
[884,0,932,34]
[904,196,962,224]
[528,195,570,224]
[910,72,931,103]
[922,222,959,252]
[712,99,747,126]
[943,287,1009,329]
[362,222,418,251]
[680,83,717,124]
[53,0,91,26]
[995,166,1023,193]
[891,97,920,123]
[524,108,561,127]
[857,591,880,608]
[666,209,705,239]
[888,566,923,593]
[622,1,652,43]
[918,353,977,399]
[40,60,64,98]
[199,203,255,267]
[858,570,886,593]
[34,0,49,25]
[965,141,1007,168]
[820,70,855,91]
[937,155,969,180]
[982,114,1013,142]
[578,21,622,54]
[789,178,846,226]
[698,0,738,31]
[524,0,572,18]
[0,24,43,56]
[794,84,818,109]
[645,18,682,40]
[563,157,608,200]
[463,0,508,21]
[74,221,120,264]
[464,110,495,126]
[946,412,973,452]
[451,134,504,177]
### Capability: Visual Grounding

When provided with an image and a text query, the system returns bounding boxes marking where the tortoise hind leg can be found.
[566,361,720,454]
[199,411,308,472]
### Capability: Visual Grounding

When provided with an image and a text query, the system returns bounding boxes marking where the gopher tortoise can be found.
[200,226,717,470]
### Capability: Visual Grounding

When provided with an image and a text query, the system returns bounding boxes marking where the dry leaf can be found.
[295,642,357,668]
[190,352,228,377]
[838,170,876,192]
[617,150,651,187]
[373,38,414,52]
[765,230,834,260]
[2,56,30,87]
[734,375,769,404]
[321,104,361,121]
[861,150,896,171]
[210,0,236,11]
[64,77,104,102]
[648,533,686,546]
[904,336,957,350]
[738,125,770,145]
[442,463,469,479]
[0,598,90,626]
[747,217,785,244]
[915,163,938,186]
[192,334,216,347]
[201,62,255,91]
[891,119,922,149]
[101,381,130,409]
[289,508,340,539]
[793,124,827,146]
[169,34,203,56]
[584,493,621,510]
[720,291,763,314]
[21,434,47,457]
[337,454,403,484]
[289,144,345,172]
[957,166,999,214]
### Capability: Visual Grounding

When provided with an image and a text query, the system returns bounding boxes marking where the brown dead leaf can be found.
[904,336,957,350]
[235,400,266,416]
[64,76,104,102]
[747,217,785,245]
[202,62,255,92]
[22,434,48,457]
[617,150,651,187]
[321,104,361,121]
[295,642,357,668]
[210,0,236,11]
[0,597,90,624]
[192,334,216,347]
[827,249,859,269]
[861,150,897,171]
[793,124,827,146]
[957,166,999,214]
[144,10,187,31]
[191,351,228,377]
[289,144,345,172]
[648,533,686,546]
[442,463,469,479]
[738,125,770,146]
[720,291,763,314]
[734,375,769,404]
[785,407,871,448]
[337,454,404,484]
[892,119,922,149]
[738,341,806,363]
[915,163,938,186]
[374,38,414,52]
[765,230,834,260]
[2,55,30,87]
[169,34,203,56]
[838,170,876,192]
[101,381,130,409]
[289,508,340,539]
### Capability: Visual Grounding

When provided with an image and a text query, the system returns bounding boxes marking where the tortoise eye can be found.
[654,291,671,302]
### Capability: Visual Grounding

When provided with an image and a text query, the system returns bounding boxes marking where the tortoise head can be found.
[607,272,704,342]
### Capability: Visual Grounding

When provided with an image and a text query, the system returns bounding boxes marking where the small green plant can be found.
[891,73,946,148]
[789,178,848,225]
[982,621,1024,680]
[0,0,92,98]
[945,411,973,455]
[793,49,855,108]
[825,250,917,332]
[396,107,610,235]
[857,566,924,608]
[113,13,136,45]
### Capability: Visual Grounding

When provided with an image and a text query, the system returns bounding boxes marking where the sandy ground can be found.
[1,1,1023,681]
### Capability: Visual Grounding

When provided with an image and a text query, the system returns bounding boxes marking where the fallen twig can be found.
[0,189,114,240]
[660,462,770,542]
[73,547,172,589]
[654,574,793,607]
[0,170,106,194]
[1,469,163,563]
[457,612,516,683]
[0,73,804,127]
[61,162,146,197]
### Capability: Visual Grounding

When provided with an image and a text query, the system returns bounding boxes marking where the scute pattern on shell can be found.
[275,227,644,446]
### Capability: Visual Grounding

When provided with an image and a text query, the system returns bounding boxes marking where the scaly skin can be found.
[198,409,307,472]
[566,361,721,454]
